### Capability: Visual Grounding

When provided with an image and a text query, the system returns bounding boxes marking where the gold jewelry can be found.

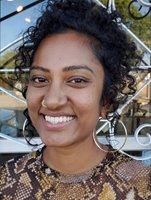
[93,119,128,153]
[22,119,43,146]
[22,118,28,139]
[42,99,47,108]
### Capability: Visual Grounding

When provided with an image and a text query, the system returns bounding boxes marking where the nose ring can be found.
[42,99,47,108]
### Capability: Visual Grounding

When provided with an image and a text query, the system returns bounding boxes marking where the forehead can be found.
[32,31,103,74]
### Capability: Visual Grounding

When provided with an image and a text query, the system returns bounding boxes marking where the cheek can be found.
[26,86,43,100]
[74,92,100,114]
[26,87,41,113]
[26,86,33,100]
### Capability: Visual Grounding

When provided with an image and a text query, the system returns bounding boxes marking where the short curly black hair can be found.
[15,0,140,123]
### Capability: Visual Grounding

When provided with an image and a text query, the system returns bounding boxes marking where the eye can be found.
[30,76,48,83]
[67,77,90,88]
[29,76,49,87]
[70,78,88,83]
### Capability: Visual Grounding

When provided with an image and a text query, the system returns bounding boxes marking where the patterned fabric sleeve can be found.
[0,150,151,200]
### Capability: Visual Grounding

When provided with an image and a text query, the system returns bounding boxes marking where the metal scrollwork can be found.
[134,124,151,146]
[137,0,151,7]
[128,0,151,20]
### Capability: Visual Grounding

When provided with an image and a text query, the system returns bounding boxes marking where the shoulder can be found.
[111,152,151,181]
[0,151,39,191]
[105,151,151,199]
[0,152,33,173]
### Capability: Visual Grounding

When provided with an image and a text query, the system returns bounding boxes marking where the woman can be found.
[0,0,150,199]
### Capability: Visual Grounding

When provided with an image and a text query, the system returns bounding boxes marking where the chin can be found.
[42,138,74,148]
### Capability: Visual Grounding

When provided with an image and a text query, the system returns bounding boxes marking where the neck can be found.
[42,138,107,174]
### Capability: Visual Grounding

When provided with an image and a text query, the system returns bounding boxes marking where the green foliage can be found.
[0,51,16,68]
[0,50,29,91]
[100,0,151,48]
[0,51,17,89]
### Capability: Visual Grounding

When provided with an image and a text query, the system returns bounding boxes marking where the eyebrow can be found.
[30,66,49,72]
[63,65,94,74]
[30,64,94,74]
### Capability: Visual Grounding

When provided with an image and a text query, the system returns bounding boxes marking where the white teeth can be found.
[45,116,74,124]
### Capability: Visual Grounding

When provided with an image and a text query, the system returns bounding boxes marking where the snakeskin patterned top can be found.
[0,147,151,200]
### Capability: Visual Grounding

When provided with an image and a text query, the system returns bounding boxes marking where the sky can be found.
[0,0,43,50]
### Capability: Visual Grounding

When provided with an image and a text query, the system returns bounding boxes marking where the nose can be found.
[43,81,67,110]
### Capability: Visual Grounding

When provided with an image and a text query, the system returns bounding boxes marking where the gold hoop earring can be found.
[42,99,47,108]
[22,118,28,139]
[93,119,128,153]
[22,119,43,146]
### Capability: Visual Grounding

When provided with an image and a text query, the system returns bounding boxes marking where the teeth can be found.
[45,116,74,124]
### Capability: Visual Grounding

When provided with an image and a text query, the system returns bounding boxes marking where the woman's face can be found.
[26,31,105,148]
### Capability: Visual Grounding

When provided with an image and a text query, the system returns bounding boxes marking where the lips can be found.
[44,115,75,124]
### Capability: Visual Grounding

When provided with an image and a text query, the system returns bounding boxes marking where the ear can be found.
[99,103,111,118]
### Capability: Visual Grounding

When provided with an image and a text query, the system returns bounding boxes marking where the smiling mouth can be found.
[44,115,75,124]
